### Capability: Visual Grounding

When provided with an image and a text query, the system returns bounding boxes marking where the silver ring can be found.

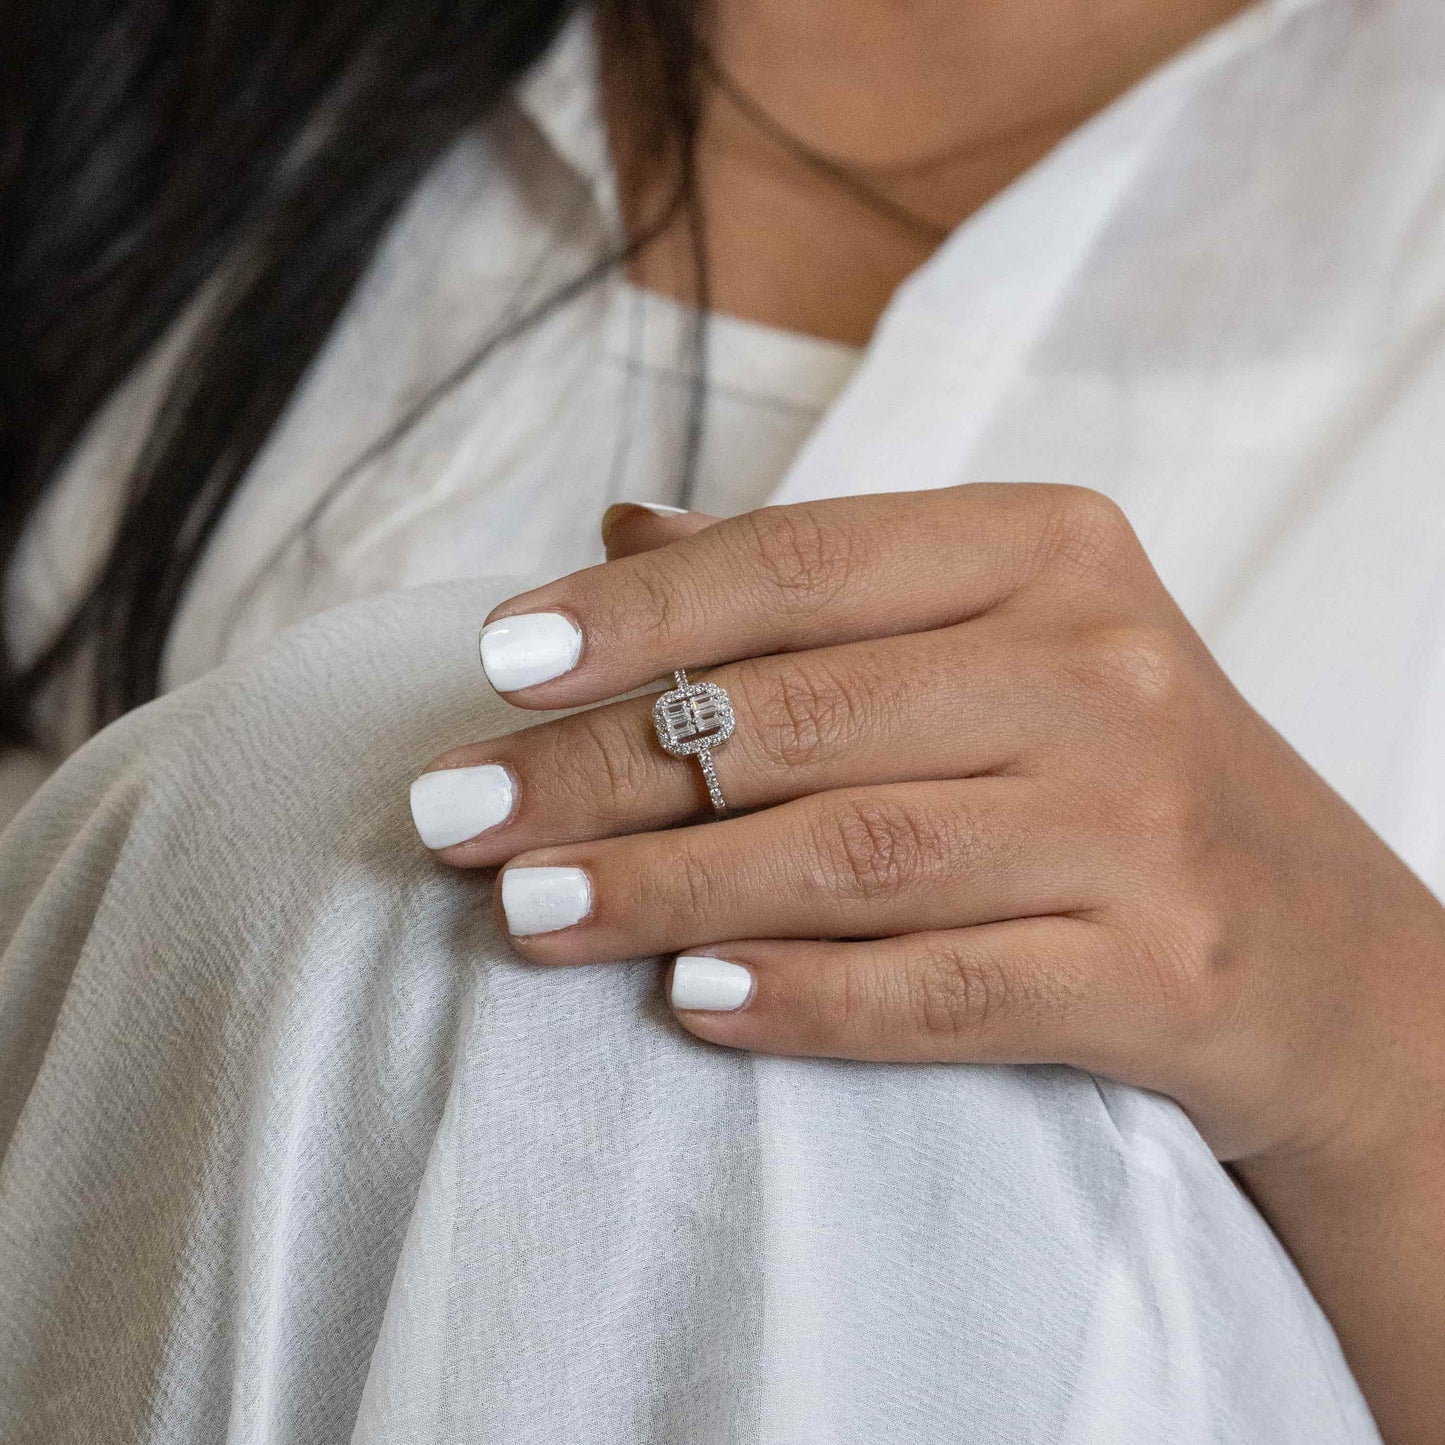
[652,669,735,815]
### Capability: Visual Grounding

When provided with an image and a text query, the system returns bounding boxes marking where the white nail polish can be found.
[479,613,582,693]
[410,764,516,849]
[502,866,592,936]
[634,502,689,516]
[671,956,754,1011]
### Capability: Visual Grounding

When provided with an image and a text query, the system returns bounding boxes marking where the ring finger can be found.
[412,616,1063,864]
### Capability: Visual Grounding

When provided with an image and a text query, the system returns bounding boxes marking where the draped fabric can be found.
[6,0,1445,1437]
[0,581,1377,1443]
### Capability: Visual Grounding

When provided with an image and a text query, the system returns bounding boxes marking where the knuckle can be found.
[737,505,865,611]
[737,653,871,771]
[554,707,654,821]
[907,939,1012,1039]
[1172,904,1235,996]
[804,949,899,1051]
[675,846,721,921]
[1037,486,1139,577]
[1123,905,1232,1040]
[812,795,941,903]
[611,554,702,645]
[1068,621,1183,715]
[630,837,720,929]
[826,952,877,1041]
[788,950,880,1053]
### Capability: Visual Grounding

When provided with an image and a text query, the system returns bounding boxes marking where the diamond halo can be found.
[652,670,735,814]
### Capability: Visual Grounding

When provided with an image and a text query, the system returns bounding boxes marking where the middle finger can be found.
[493,778,1095,966]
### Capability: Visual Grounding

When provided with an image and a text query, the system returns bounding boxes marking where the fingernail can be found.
[671,956,754,1011]
[600,501,690,543]
[479,613,582,692]
[501,866,592,936]
[410,764,516,849]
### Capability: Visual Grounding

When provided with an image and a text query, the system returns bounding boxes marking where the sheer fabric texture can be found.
[0,581,1377,1443]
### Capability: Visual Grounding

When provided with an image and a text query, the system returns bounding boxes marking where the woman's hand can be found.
[415,483,1445,1436]
[416,484,1445,1168]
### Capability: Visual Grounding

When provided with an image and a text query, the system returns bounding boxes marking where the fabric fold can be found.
[1,580,1378,1443]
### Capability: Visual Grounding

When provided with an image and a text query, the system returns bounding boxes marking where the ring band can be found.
[652,669,736,815]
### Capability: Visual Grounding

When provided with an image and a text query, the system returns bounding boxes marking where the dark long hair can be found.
[0,0,702,739]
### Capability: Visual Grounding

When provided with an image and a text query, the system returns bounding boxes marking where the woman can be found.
[1,0,1442,1440]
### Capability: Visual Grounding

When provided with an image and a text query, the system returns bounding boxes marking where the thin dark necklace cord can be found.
[694,47,953,247]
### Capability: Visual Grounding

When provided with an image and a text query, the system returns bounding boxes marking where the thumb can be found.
[600,502,721,561]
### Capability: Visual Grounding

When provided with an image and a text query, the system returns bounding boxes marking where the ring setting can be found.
[653,669,735,815]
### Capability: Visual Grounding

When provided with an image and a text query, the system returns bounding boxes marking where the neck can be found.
[605,0,1251,345]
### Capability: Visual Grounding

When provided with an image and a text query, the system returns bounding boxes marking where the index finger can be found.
[479,483,1127,707]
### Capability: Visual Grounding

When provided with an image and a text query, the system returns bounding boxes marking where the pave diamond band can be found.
[695,746,727,814]
[652,669,735,816]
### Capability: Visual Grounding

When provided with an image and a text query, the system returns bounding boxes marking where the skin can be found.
[426,3,1445,1437]
[617,0,1257,344]
[426,494,1445,1442]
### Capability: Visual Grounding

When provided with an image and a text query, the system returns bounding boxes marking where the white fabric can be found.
[0,582,1378,1444]
[5,0,1445,1435]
